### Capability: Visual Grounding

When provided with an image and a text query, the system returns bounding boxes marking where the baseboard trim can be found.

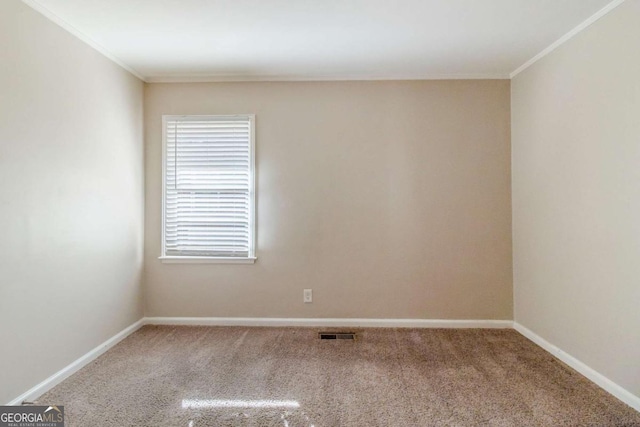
[7,318,145,406]
[144,317,513,329]
[514,322,640,412]
[11,317,637,414]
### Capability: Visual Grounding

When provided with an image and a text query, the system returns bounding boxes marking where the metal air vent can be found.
[318,332,357,340]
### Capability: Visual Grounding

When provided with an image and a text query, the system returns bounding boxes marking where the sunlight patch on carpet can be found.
[181,399,300,409]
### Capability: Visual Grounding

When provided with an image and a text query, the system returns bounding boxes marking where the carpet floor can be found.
[37,326,640,426]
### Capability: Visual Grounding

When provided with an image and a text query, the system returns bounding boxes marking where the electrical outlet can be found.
[303,289,313,303]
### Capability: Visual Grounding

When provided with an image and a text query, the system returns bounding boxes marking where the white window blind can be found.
[162,115,255,260]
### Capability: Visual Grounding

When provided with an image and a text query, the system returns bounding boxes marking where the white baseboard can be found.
[514,322,640,412]
[6,316,510,404]
[144,316,513,329]
[11,317,637,414]
[7,318,145,406]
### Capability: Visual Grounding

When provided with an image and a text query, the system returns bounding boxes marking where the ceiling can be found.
[26,0,616,82]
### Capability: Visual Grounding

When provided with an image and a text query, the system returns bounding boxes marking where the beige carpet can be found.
[37,326,640,426]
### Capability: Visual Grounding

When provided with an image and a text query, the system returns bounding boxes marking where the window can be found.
[161,115,256,263]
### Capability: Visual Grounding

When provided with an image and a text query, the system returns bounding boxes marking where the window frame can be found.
[159,114,256,264]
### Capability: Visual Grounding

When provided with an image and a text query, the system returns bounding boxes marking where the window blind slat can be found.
[164,116,254,258]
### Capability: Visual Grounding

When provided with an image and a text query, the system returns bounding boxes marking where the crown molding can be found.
[20,0,147,82]
[145,73,510,84]
[510,0,626,78]
[22,0,625,83]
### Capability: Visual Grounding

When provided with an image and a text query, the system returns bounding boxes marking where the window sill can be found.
[159,256,257,264]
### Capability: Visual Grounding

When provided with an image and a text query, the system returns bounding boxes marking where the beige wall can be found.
[0,1,144,404]
[512,0,640,397]
[144,80,512,319]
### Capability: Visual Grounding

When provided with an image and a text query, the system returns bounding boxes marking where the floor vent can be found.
[318,332,357,340]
